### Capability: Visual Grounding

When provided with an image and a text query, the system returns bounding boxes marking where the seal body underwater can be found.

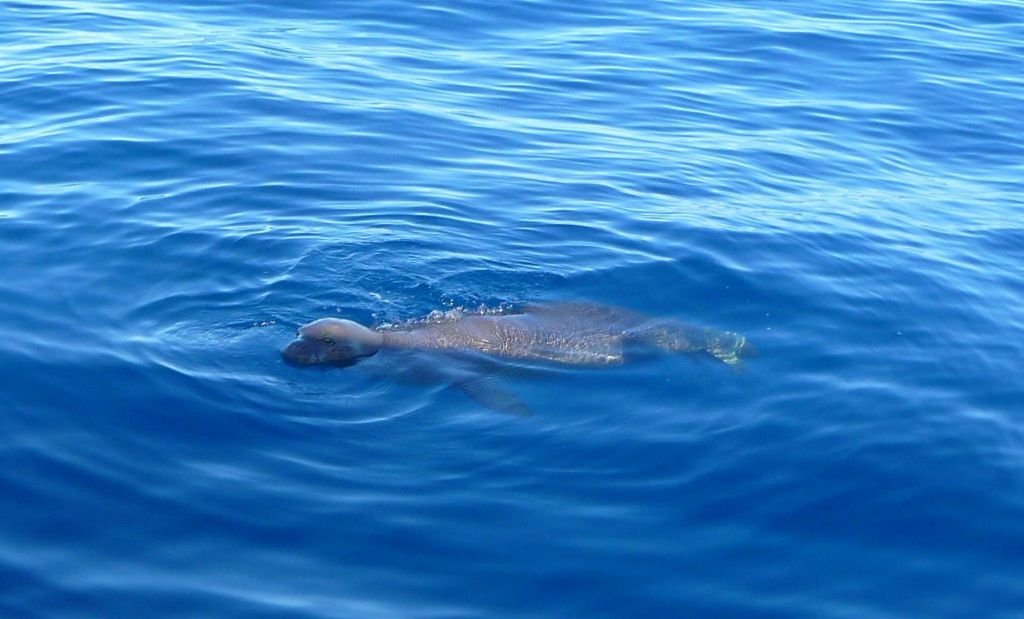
[282,301,753,416]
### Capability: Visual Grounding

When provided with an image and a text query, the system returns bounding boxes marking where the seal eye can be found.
[322,337,335,346]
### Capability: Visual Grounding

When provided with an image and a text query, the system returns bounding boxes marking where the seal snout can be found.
[282,339,318,366]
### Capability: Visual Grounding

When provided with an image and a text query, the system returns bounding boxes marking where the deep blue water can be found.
[3,0,1024,616]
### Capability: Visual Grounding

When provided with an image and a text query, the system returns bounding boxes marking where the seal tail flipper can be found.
[455,375,533,418]
[627,321,754,366]
[705,331,755,366]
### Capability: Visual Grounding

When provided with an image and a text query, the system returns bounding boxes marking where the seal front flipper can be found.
[454,374,532,418]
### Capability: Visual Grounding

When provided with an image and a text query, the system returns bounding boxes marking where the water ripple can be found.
[2,0,1024,616]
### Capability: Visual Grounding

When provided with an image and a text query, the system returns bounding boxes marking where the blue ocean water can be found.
[2,0,1024,616]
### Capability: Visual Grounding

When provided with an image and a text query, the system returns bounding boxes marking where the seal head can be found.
[282,318,383,366]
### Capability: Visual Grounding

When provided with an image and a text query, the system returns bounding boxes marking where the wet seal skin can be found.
[282,301,753,415]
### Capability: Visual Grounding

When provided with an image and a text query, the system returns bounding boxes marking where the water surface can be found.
[2,1,1024,617]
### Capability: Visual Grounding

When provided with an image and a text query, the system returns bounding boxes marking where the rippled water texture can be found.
[2,1,1024,617]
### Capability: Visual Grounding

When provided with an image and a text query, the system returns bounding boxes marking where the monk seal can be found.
[282,302,753,415]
